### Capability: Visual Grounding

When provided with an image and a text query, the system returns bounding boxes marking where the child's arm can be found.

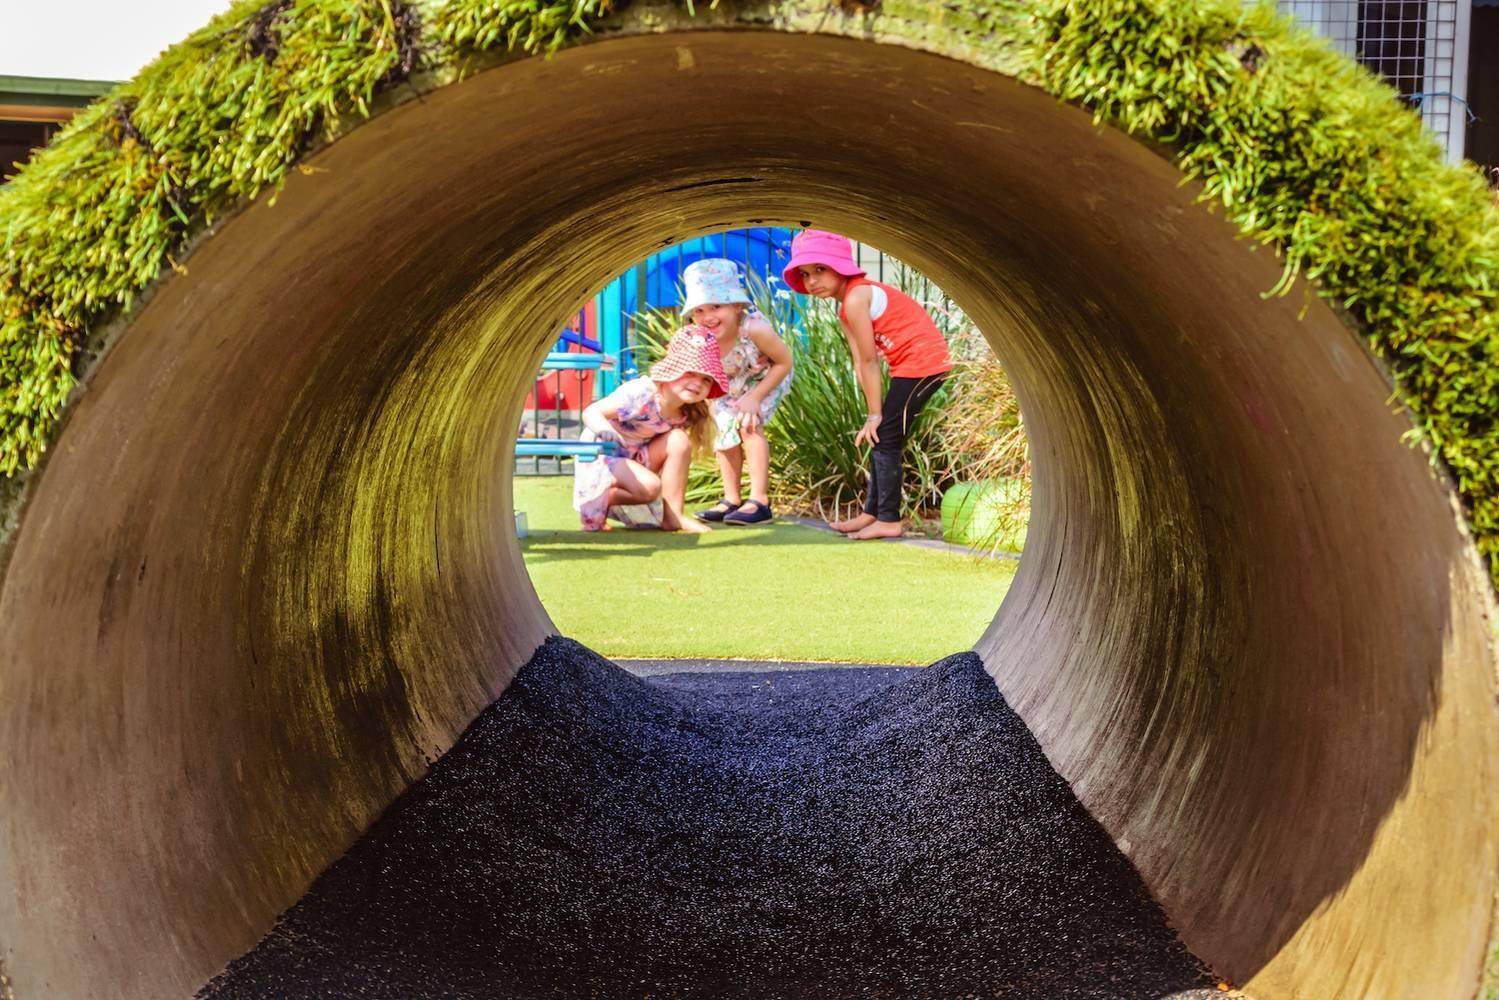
[737,317,794,431]
[841,286,885,446]
[580,392,624,442]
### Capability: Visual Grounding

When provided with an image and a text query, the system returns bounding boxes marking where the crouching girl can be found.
[573,327,728,533]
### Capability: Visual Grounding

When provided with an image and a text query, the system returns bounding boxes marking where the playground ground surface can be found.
[515,476,1019,664]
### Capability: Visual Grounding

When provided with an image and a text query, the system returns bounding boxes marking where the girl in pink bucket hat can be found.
[572,327,729,532]
[784,229,952,540]
[679,258,794,526]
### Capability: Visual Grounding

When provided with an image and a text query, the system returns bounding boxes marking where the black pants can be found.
[863,373,946,522]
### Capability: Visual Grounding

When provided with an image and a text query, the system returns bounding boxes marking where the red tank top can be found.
[838,277,953,378]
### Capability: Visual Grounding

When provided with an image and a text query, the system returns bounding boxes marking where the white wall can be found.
[1,1,234,82]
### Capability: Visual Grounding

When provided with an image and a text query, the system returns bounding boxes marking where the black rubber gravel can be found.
[200,637,1213,999]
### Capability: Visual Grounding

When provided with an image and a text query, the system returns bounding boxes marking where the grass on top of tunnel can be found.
[3,0,1497,590]
[515,476,1017,664]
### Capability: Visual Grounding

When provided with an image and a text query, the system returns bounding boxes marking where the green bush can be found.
[934,343,1031,553]
[941,479,1028,553]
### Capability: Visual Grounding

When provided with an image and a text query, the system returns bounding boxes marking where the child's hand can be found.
[592,425,623,444]
[854,414,881,447]
[735,396,762,433]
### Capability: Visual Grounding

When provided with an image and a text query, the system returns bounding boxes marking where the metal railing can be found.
[1276,0,1471,161]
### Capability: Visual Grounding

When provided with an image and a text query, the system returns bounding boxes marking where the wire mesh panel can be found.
[1279,0,1362,53]
[1276,0,1470,160]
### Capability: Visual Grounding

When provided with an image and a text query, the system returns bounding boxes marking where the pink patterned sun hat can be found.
[681,258,752,316]
[648,325,730,398]
[782,229,866,294]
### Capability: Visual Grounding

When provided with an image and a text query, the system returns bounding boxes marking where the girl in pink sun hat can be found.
[572,327,728,533]
[784,229,952,540]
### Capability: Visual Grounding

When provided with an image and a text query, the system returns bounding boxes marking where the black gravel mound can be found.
[201,637,1212,999]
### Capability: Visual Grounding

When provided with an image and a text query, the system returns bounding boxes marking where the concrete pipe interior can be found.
[1,26,1496,1000]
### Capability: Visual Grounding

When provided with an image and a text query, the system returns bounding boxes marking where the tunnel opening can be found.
[1,25,1495,1000]
[514,232,1028,666]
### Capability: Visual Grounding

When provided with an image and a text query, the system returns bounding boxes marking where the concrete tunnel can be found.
[0,10,1497,1000]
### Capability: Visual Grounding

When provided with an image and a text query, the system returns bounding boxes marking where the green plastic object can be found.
[941,480,1028,553]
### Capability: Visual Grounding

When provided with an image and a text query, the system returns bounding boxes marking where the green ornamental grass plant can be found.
[0,0,1495,588]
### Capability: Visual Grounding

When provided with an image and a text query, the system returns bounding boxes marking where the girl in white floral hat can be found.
[679,258,794,525]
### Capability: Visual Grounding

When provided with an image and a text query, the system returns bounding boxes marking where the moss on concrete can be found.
[1,0,1495,587]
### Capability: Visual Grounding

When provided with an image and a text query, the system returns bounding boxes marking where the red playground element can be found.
[527,302,600,411]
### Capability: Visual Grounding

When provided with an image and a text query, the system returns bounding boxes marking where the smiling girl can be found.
[573,327,728,533]
[678,258,794,526]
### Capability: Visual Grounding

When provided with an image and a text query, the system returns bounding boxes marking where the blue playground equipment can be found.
[533,351,609,371]
[594,226,796,394]
[513,437,618,459]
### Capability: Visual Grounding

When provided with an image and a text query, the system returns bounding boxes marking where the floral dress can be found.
[710,320,791,451]
[572,377,686,531]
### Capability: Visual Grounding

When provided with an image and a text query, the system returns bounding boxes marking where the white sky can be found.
[2,0,235,82]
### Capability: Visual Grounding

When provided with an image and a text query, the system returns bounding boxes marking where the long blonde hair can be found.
[646,381,714,459]
[681,399,713,458]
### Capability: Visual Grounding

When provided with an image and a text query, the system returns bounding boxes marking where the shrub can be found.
[933,329,1031,552]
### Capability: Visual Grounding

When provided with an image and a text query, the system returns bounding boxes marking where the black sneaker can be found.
[723,500,773,525]
[695,498,738,523]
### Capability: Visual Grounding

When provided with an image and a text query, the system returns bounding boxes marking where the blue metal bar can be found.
[540,352,616,371]
[514,439,620,458]
[557,328,604,353]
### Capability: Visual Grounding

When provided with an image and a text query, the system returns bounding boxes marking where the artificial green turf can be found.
[515,476,1017,665]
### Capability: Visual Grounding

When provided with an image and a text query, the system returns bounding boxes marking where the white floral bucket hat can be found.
[680,258,752,316]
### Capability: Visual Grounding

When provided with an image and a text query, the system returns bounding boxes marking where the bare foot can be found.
[666,517,712,534]
[848,520,904,540]
[829,513,875,533]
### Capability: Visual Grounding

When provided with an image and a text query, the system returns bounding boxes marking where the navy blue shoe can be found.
[723,500,773,525]
[695,498,737,523]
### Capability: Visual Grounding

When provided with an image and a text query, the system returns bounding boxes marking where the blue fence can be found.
[594,227,796,393]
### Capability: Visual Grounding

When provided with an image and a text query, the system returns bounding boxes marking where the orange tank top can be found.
[838,277,953,379]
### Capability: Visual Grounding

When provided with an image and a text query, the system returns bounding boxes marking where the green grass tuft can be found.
[427,0,619,57]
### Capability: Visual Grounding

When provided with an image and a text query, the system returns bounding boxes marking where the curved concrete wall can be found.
[0,27,1495,1000]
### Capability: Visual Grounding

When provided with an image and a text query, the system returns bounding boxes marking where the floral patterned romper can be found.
[711,320,791,451]
[572,377,687,531]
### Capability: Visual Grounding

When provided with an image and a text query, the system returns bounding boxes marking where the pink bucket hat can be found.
[782,229,866,294]
[648,325,729,398]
